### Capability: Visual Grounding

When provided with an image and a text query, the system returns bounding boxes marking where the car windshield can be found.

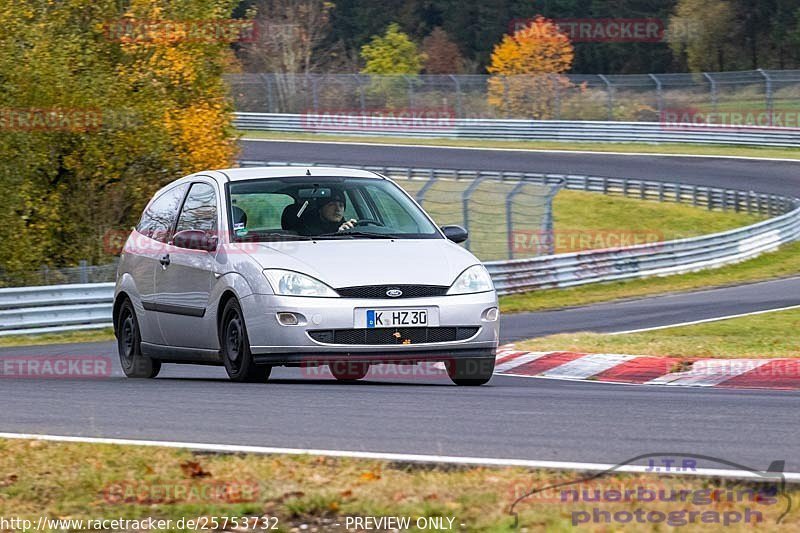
[226,176,441,241]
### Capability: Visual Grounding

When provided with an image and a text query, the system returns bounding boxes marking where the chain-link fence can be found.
[387,171,561,261]
[0,260,119,288]
[228,70,800,122]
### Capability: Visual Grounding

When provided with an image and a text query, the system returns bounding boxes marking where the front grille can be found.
[335,285,449,299]
[308,327,479,345]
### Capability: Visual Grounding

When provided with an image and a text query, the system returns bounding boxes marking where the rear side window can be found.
[175,183,218,234]
[231,192,294,230]
[136,184,188,242]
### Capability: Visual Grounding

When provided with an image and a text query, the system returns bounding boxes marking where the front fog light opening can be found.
[277,312,305,326]
[483,307,499,321]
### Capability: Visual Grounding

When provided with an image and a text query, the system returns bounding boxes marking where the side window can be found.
[175,183,218,234]
[231,193,294,229]
[136,184,188,243]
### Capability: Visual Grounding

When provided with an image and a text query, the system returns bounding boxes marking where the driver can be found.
[301,189,357,235]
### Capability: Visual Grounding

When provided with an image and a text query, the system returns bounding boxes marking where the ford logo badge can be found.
[386,289,403,298]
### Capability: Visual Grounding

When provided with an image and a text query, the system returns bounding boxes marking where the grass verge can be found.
[239,130,800,160]
[552,190,760,243]
[0,328,115,349]
[0,439,795,532]
[516,309,800,359]
[499,241,800,314]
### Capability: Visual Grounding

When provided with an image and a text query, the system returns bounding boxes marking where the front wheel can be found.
[117,299,161,379]
[221,299,271,383]
[446,356,495,386]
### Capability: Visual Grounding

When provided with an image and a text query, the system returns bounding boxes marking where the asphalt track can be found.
[240,139,800,197]
[2,278,799,471]
[1,141,798,472]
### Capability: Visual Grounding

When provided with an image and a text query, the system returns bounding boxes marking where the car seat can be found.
[231,205,248,227]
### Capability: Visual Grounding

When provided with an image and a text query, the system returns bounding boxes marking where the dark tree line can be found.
[238,0,800,73]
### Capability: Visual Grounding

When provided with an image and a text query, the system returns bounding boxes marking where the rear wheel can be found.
[221,298,271,383]
[446,356,495,386]
[117,299,161,379]
[329,361,370,381]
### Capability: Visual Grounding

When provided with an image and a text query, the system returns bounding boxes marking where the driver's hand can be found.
[338,218,357,232]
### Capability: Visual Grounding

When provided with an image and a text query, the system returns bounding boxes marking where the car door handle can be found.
[159,254,171,266]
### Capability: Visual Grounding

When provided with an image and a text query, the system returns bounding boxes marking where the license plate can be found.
[367,309,428,328]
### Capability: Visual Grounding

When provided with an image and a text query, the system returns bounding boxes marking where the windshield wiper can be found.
[236,233,314,242]
[313,231,397,239]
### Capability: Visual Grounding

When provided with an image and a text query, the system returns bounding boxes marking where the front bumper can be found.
[240,291,499,365]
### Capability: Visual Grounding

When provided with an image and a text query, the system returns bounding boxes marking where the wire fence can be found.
[228,70,800,122]
[0,260,119,289]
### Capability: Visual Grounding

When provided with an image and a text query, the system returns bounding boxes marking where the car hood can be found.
[239,239,480,288]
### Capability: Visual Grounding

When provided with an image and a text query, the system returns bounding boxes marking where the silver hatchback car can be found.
[113,166,499,385]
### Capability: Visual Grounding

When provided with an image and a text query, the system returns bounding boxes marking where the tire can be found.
[221,298,271,383]
[446,356,495,386]
[329,361,370,381]
[117,299,161,379]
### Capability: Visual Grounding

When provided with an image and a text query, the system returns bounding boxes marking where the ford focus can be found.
[113,166,499,385]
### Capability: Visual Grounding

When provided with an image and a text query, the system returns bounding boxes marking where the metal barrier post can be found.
[505,180,528,259]
[649,74,663,114]
[352,74,366,113]
[542,179,565,255]
[415,169,438,206]
[462,174,488,251]
[758,69,774,116]
[703,72,718,112]
[449,75,463,117]
[598,74,613,120]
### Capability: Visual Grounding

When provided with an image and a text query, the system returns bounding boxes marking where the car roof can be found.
[213,166,384,182]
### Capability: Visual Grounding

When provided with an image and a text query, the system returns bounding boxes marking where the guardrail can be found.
[0,283,114,336]
[235,113,800,147]
[1,165,798,336]
[486,203,800,294]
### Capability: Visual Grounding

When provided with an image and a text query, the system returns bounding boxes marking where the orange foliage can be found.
[487,16,574,119]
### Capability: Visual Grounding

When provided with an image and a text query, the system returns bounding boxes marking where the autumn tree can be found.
[0,0,239,283]
[422,27,465,74]
[360,22,426,74]
[359,22,426,107]
[486,15,574,119]
[668,0,738,71]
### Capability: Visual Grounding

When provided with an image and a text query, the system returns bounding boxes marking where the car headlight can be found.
[447,265,494,295]
[263,269,339,297]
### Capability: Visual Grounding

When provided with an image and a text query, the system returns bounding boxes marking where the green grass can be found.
[1,438,796,532]
[239,129,800,160]
[500,240,800,313]
[516,309,800,359]
[553,190,760,244]
[0,328,115,348]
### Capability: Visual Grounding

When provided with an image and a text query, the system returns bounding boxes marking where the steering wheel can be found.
[354,218,384,227]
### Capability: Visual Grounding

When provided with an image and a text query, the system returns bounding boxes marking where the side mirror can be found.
[173,229,218,252]
[441,225,468,244]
